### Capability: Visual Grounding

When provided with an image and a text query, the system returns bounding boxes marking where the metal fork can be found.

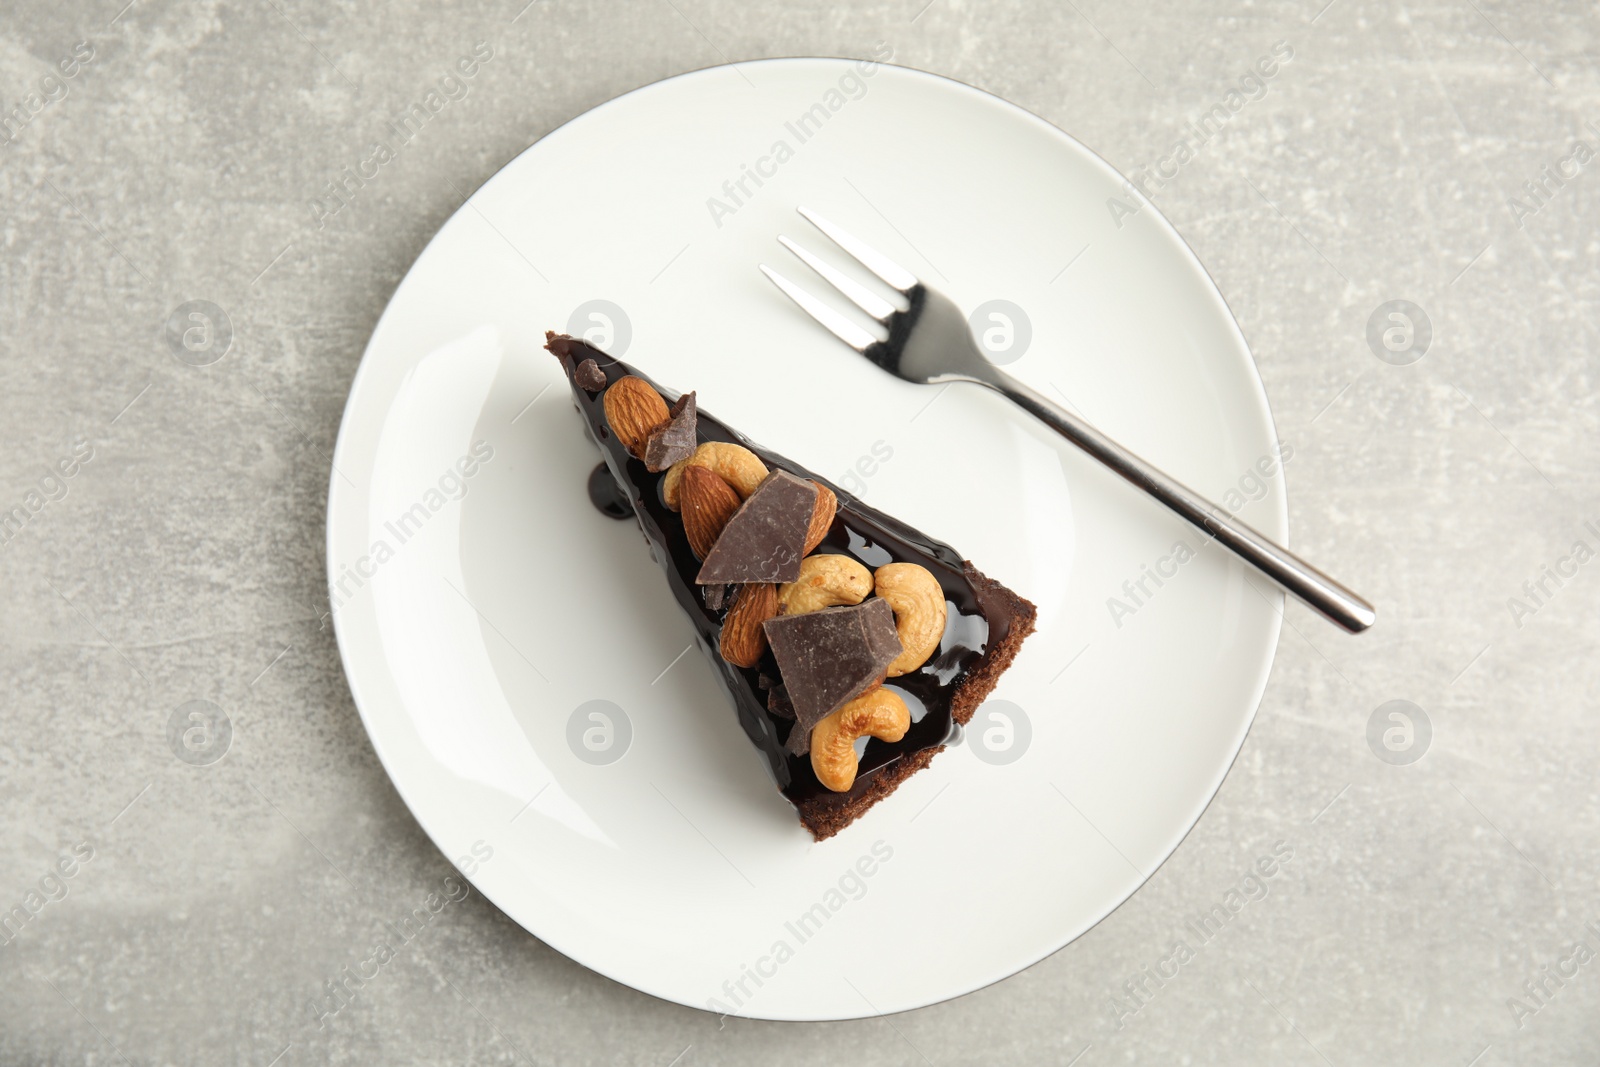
[760,206,1376,634]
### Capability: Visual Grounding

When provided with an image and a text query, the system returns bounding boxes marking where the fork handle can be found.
[984,372,1376,633]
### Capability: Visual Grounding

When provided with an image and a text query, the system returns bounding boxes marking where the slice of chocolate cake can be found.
[546,332,1036,840]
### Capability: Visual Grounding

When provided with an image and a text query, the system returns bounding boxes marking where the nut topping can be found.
[873,563,947,676]
[870,559,940,675]
[679,465,741,560]
[662,442,768,509]
[719,583,778,668]
[809,688,911,792]
[776,554,871,616]
[602,376,670,458]
[802,482,837,554]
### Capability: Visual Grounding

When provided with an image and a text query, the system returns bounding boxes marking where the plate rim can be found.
[325,55,1287,1021]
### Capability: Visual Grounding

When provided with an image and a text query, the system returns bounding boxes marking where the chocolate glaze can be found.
[586,462,632,520]
[549,336,1017,807]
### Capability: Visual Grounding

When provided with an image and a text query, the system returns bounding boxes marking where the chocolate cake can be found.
[547,332,1035,840]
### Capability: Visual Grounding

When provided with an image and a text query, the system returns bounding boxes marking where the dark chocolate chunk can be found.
[768,684,795,718]
[771,686,812,755]
[763,599,902,731]
[574,358,607,392]
[702,583,729,611]
[644,391,697,472]
[695,471,817,584]
[784,723,809,757]
[544,331,578,361]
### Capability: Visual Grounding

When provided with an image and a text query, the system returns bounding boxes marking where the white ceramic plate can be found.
[327,58,1286,1021]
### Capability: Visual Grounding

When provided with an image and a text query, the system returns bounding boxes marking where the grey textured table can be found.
[3,0,1597,1063]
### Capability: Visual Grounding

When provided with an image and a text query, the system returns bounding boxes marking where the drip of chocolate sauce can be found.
[587,462,632,520]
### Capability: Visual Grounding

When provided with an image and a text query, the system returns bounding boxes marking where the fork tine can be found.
[759,265,879,353]
[777,236,899,323]
[796,206,919,293]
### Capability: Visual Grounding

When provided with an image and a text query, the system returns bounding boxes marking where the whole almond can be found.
[680,465,742,559]
[602,376,670,458]
[719,582,778,668]
[802,481,837,554]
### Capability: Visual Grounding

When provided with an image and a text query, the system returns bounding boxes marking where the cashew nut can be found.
[810,687,911,792]
[662,442,768,509]
[777,554,872,616]
[873,562,947,676]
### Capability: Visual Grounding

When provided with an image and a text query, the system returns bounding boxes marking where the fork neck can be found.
[893,284,1002,387]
